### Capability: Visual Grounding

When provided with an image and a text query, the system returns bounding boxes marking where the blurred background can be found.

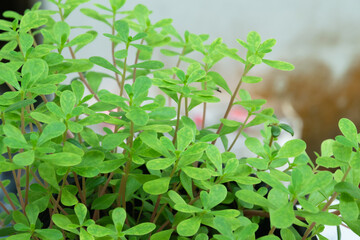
[1,0,360,239]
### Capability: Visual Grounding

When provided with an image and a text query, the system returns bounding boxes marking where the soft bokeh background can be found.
[2,0,360,239]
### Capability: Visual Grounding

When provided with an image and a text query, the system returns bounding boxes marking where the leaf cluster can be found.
[0,1,359,240]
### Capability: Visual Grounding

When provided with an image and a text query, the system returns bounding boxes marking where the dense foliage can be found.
[0,0,359,239]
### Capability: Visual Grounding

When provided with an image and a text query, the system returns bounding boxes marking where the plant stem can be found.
[111,14,122,91]
[58,6,100,102]
[172,94,183,144]
[212,65,250,145]
[49,168,70,228]
[72,172,86,205]
[119,43,129,98]
[0,201,10,215]
[132,38,145,83]
[227,112,251,151]
[25,166,30,205]
[0,181,17,210]
[150,194,162,222]
[301,166,352,240]
[117,121,134,209]
[184,97,189,117]
[169,46,186,106]
[201,66,208,129]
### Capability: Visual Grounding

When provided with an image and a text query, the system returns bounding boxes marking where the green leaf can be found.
[206,144,223,174]
[213,216,232,237]
[3,124,26,143]
[38,122,66,146]
[340,193,359,221]
[207,71,231,95]
[149,107,176,120]
[257,172,289,193]
[74,203,87,226]
[66,33,94,47]
[28,84,56,95]
[245,137,265,156]
[114,49,128,59]
[300,171,333,195]
[262,59,295,71]
[123,222,156,236]
[279,123,294,136]
[270,203,295,228]
[80,8,110,26]
[187,69,206,84]
[334,182,360,199]
[40,152,82,167]
[237,223,258,239]
[140,131,170,157]
[160,49,180,56]
[177,216,201,237]
[79,228,93,240]
[22,58,48,83]
[80,127,99,147]
[112,207,126,233]
[129,60,164,69]
[133,76,152,100]
[181,142,208,157]
[110,0,126,11]
[168,190,186,205]
[40,74,66,85]
[102,133,129,150]
[6,233,31,240]
[43,52,64,66]
[52,214,79,234]
[277,139,306,158]
[19,32,33,54]
[146,157,175,170]
[316,156,345,168]
[60,90,76,116]
[297,197,319,213]
[61,188,78,206]
[236,99,266,109]
[89,56,121,74]
[279,229,295,240]
[53,21,70,44]
[236,189,274,209]
[87,224,115,237]
[246,157,268,170]
[4,99,36,113]
[0,65,20,90]
[298,211,341,226]
[38,163,59,190]
[114,20,129,42]
[200,184,227,210]
[182,166,211,180]
[35,229,63,240]
[150,229,174,240]
[174,203,203,213]
[91,193,117,210]
[46,102,65,119]
[248,55,262,64]
[242,76,262,84]
[25,203,39,225]
[126,107,149,126]
[177,127,194,151]
[13,150,34,166]
[338,118,358,146]
[247,31,261,47]
[143,177,170,195]
[189,33,205,54]
[0,162,23,173]
[68,120,83,133]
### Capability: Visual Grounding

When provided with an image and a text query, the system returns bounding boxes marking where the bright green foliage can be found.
[0,1,358,240]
